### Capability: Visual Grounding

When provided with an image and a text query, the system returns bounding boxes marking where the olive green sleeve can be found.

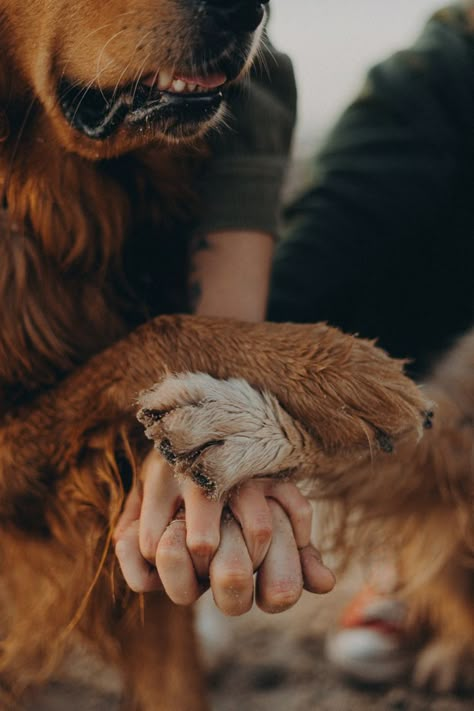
[197,45,297,239]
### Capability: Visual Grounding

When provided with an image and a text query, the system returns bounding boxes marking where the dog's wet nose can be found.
[200,0,268,33]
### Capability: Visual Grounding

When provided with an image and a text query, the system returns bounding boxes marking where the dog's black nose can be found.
[202,0,269,33]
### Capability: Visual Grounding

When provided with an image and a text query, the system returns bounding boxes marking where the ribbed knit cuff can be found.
[197,156,288,240]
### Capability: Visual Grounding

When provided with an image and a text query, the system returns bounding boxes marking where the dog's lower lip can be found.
[58,76,224,140]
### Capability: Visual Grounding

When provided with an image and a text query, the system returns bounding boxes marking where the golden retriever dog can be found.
[143,329,473,692]
[0,0,429,708]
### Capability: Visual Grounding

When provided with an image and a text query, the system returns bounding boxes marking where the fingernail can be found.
[422,409,434,429]
[301,548,336,593]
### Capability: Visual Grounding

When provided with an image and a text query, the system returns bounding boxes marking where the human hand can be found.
[114,449,335,615]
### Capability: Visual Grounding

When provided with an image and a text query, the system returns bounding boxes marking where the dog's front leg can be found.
[0,315,428,512]
[114,595,208,711]
[133,320,431,499]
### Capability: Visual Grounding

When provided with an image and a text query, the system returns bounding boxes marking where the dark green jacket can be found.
[269,4,474,376]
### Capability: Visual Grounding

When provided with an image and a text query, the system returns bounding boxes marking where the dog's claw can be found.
[159,438,178,464]
[191,470,217,495]
[138,407,167,426]
[375,429,394,453]
[137,372,426,497]
[422,409,434,429]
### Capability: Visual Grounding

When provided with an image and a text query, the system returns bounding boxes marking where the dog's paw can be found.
[414,639,474,692]
[137,373,319,498]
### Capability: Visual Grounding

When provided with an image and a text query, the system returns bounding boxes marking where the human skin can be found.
[115,230,336,614]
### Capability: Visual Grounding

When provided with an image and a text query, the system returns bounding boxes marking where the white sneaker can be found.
[326,586,416,684]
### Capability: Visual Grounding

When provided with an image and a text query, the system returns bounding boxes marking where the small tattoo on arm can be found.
[189,280,202,312]
[188,234,212,312]
[190,233,212,255]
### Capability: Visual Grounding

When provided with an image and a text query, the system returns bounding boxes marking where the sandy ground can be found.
[27,578,473,711]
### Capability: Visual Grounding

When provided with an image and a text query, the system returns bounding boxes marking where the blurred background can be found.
[269,0,444,155]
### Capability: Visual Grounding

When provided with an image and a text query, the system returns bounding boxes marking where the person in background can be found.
[267,1,474,682]
[116,1,474,684]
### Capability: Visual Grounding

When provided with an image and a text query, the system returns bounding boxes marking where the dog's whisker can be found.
[146,67,161,100]
[120,30,155,104]
[254,43,272,81]
[96,28,128,85]
[130,47,154,105]
[65,59,116,111]
[111,29,155,102]
[58,76,90,102]
[112,55,137,103]
[70,75,105,123]
[59,11,138,82]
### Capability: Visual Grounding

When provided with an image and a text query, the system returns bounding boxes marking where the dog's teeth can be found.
[158,69,173,90]
[171,79,186,93]
[152,73,210,95]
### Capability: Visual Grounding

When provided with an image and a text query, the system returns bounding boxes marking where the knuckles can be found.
[211,567,254,595]
[139,531,160,564]
[186,535,220,560]
[247,521,273,548]
[258,579,303,613]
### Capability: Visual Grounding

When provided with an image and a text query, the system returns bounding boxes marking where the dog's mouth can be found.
[58,68,229,141]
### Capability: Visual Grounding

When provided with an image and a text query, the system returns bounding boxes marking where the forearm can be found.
[190,230,274,322]
[192,43,295,323]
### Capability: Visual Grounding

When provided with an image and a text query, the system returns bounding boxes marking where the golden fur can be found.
[141,330,474,691]
[0,1,431,707]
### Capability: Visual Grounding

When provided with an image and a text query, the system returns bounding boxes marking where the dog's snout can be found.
[199,0,268,33]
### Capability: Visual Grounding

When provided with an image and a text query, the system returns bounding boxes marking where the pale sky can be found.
[269,0,444,151]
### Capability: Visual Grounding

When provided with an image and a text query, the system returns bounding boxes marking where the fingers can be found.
[116,455,334,612]
[264,480,313,549]
[156,517,203,605]
[209,513,254,616]
[263,481,335,594]
[229,478,313,570]
[138,451,182,563]
[139,451,223,579]
[133,449,224,601]
[115,519,162,593]
[256,499,304,613]
[300,545,336,594]
[182,481,223,578]
[115,451,223,601]
[114,485,142,543]
[229,482,272,568]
